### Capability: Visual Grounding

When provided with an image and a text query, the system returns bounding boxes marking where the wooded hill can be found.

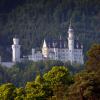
[0,0,100,61]
[0,44,100,100]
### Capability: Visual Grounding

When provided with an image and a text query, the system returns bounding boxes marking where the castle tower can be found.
[12,37,21,62]
[53,42,57,60]
[68,22,74,64]
[68,22,74,50]
[42,39,48,58]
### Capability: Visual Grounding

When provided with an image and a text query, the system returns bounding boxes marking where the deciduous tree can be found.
[86,44,100,71]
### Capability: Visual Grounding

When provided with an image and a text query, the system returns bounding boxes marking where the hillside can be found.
[0,0,100,61]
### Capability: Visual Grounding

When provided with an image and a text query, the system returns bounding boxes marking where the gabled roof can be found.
[45,37,68,49]
[74,39,82,49]
[44,37,82,49]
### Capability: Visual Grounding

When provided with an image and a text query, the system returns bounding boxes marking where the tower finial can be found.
[14,34,18,38]
[69,19,72,28]
[70,19,71,27]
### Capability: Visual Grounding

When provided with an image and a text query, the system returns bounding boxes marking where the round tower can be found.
[42,39,48,58]
[68,22,74,64]
[68,23,74,50]
[12,37,21,62]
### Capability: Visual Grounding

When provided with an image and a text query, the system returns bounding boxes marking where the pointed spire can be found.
[43,39,47,48]
[64,42,66,48]
[53,42,55,47]
[53,42,56,53]
[81,44,83,49]
[69,19,73,29]
[15,34,17,38]
[69,19,72,28]
[76,43,79,48]
[68,19,74,34]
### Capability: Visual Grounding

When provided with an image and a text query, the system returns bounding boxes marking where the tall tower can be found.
[42,39,48,58]
[53,42,57,60]
[68,22,74,50]
[12,37,21,62]
[68,22,74,64]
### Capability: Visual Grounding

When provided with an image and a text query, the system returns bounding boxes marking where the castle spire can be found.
[68,20,74,40]
[42,39,48,58]
[43,39,47,48]
[69,19,72,28]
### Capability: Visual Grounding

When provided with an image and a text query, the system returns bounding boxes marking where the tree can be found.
[25,81,52,100]
[86,44,100,71]
[14,87,25,100]
[43,66,73,99]
[67,71,100,100]
[0,83,16,100]
[35,74,44,84]
[0,65,11,84]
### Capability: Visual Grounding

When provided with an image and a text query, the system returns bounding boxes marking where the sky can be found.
[0,0,25,13]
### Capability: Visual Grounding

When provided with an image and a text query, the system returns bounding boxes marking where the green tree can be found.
[35,74,44,84]
[25,81,47,100]
[67,71,100,100]
[43,66,73,99]
[14,87,25,100]
[86,44,100,71]
[0,83,16,100]
[0,65,11,84]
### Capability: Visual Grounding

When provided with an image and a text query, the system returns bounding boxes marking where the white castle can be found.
[12,23,84,65]
[0,23,84,67]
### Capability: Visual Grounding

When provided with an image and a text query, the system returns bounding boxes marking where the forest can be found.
[0,0,100,99]
[0,44,100,100]
[0,0,100,61]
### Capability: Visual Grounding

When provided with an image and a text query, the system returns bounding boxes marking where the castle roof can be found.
[74,40,82,49]
[44,38,82,49]
[44,36,66,49]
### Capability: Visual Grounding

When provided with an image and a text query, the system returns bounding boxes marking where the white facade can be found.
[1,62,15,68]
[29,24,84,64]
[12,38,21,62]
[0,24,84,68]
[28,49,43,61]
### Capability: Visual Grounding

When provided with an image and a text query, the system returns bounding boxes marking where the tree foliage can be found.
[43,66,73,86]
[67,71,100,100]
[43,66,73,99]
[0,83,16,100]
[0,44,100,99]
[86,44,100,71]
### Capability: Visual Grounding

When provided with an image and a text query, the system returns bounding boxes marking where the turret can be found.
[12,37,21,62]
[53,42,57,60]
[68,22,74,64]
[68,23,74,50]
[42,39,48,58]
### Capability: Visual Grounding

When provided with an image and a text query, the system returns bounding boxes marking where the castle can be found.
[0,23,84,67]
[12,23,84,65]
